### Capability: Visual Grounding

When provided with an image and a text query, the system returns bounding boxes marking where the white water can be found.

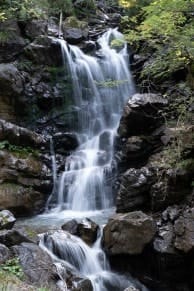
[39,229,146,291]
[38,29,144,291]
[47,28,134,213]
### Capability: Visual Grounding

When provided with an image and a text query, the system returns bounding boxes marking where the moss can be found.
[0,141,39,158]
[110,38,125,50]
[64,16,88,29]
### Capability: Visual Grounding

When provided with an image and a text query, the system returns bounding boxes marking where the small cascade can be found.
[39,229,146,291]
[48,28,134,212]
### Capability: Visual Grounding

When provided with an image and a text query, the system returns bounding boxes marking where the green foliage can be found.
[0,258,24,280]
[0,140,39,157]
[48,0,74,16]
[110,38,125,49]
[123,0,194,82]
[0,0,49,20]
[95,79,129,88]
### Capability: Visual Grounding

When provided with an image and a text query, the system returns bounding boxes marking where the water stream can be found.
[48,28,134,213]
[17,29,147,290]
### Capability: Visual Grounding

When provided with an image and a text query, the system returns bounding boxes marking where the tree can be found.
[123,0,194,82]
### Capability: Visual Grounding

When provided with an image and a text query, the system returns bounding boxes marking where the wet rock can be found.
[118,93,167,138]
[116,167,153,213]
[103,211,156,255]
[0,210,16,230]
[24,36,63,66]
[0,20,26,62]
[0,119,46,147]
[0,230,32,247]
[53,132,79,154]
[12,242,57,287]
[77,218,99,245]
[72,277,93,291]
[153,223,175,254]
[62,16,89,44]
[124,287,140,291]
[0,243,11,263]
[61,219,79,235]
[62,218,99,245]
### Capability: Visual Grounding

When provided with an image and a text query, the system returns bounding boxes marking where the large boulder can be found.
[12,242,58,288]
[0,149,51,216]
[0,119,46,147]
[103,211,156,255]
[0,64,24,122]
[62,16,89,44]
[0,20,26,62]
[25,20,48,40]
[24,36,63,66]
[62,218,99,245]
[116,133,163,170]
[118,93,167,138]
[116,167,153,213]
[0,230,32,247]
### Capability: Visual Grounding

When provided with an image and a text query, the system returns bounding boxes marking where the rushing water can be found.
[19,29,145,290]
[47,28,134,213]
[39,229,147,291]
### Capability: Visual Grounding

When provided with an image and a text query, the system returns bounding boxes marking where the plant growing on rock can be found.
[123,0,194,83]
[0,258,24,280]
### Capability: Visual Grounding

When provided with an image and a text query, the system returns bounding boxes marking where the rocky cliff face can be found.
[104,88,194,290]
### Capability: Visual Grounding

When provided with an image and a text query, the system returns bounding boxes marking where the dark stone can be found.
[116,167,154,213]
[0,119,46,148]
[116,134,162,169]
[62,218,99,245]
[0,20,26,62]
[118,93,167,138]
[62,17,89,44]
[150,168,193,211]
[61,219,78,235]
[103,211,156,255]
[0,64,23,97]
[0,230,32,247]
[0,210,16,230]
[77,218,99,245]
[72,277,93,291]
[24,36,63,66]
[53,132,79,154]
[25,20,48,40]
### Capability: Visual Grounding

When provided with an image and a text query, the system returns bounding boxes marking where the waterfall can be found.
[48,28,134,212]
[39,230,146,291]
[36,29,149,291]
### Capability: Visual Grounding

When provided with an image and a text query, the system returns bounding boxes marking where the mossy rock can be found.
[63,16,88,29]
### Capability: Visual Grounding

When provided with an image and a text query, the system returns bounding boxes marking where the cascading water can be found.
[36,29,147,291]
[48,28,134,213]
[39,229,147,291]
